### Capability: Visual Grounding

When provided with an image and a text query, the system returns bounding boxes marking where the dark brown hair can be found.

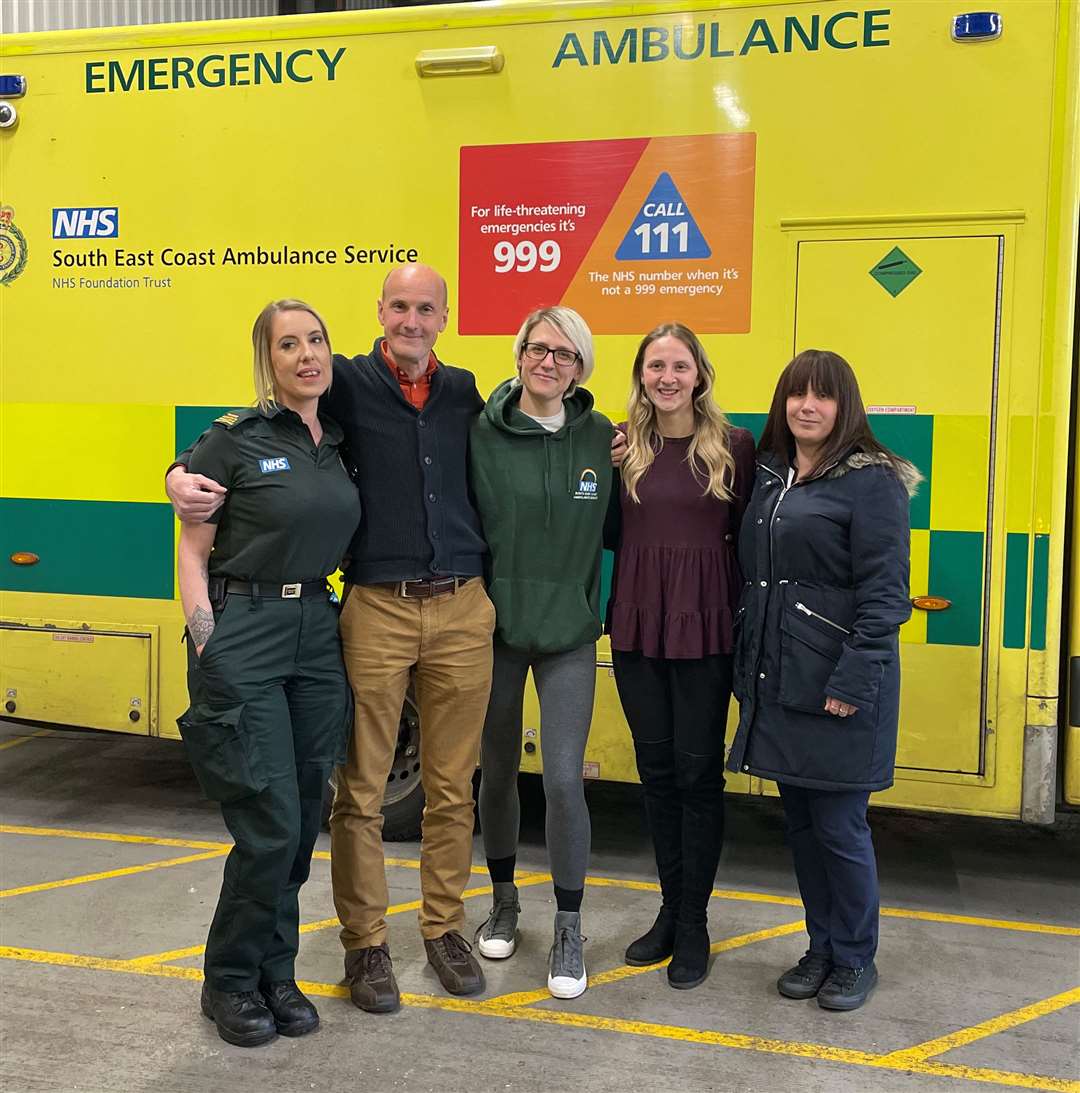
[758,349,901,477]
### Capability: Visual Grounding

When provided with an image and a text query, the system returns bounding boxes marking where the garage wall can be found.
[0,0,278,35]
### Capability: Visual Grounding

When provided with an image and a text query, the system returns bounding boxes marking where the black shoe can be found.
[625,907,678,967]
[424,930,485,996]
[200,982,278,1047]
[667,923,710,990]
[817,962,878,1011]
[261,980,319,1036]
[344,944,401,1014]
[777,952,833,1000]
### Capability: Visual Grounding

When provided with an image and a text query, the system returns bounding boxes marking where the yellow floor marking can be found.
[489,918,807,1007]
[898,1061,1079,1093]
[290,874,554,940]
[311,848,492,877]
[880,906,1080,937]
[128,875,557,967]
[0,729,52,752]
[589,875,1080,935]
[1,824,230,852]
[0,849,227,899]
[882,985,1080,1064]
[311,850,435,867]
[127,943,208,967]
[400,993,1080,1093]
[0,945,200,982]
[3,944,1077,1092]
[709,885,804,908]
[587,875,805,908]
[4,824,1079,937]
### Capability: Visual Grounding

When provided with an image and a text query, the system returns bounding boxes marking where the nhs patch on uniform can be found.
[258,457,291,473]
[52,208,119,238]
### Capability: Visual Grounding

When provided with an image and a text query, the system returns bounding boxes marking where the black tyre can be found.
[321,688,425,842]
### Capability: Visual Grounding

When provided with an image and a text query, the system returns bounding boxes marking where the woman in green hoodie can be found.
[469,306,613,1000]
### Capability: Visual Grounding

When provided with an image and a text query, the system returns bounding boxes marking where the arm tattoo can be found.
[187,604,215,649]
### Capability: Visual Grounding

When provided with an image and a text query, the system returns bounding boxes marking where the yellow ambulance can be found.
[1,0,1078,834]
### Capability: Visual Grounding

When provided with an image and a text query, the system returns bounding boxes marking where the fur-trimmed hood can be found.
[828,450,924,498]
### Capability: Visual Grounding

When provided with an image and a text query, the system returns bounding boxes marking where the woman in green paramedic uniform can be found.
[177,298,361,1048]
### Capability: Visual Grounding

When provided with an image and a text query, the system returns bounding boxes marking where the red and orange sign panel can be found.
[459,133,755,335]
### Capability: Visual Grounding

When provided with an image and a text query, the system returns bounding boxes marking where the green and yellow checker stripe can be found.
[0,404,230,600]
[726,412,1046,651]
[0,405,1050,650]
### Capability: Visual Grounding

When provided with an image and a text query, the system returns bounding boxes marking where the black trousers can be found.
[612,650,732,925]
[777,783,878,969]
[180,593,350,992]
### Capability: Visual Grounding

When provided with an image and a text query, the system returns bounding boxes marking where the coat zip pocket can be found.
[794,601,850,635]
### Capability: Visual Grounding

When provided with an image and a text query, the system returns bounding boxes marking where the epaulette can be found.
[211,408,258,430]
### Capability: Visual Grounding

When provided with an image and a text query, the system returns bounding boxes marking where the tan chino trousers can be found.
[330,578,495,949]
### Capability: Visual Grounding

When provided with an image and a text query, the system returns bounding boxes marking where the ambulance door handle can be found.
[415,46,504,78]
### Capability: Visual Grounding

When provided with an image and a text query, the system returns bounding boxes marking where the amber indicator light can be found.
[912,595,951,611]
[10,552,39,565]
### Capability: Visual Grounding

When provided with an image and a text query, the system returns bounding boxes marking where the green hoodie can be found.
[470,379,613,654]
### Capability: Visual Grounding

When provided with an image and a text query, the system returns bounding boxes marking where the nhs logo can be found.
[52,207,118,238]
[259,457,291,474]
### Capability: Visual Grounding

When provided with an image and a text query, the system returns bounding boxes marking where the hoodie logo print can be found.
[573,467,598,501]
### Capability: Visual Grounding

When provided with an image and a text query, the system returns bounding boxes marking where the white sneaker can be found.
[547,910,587,999]
[475,883,519,960]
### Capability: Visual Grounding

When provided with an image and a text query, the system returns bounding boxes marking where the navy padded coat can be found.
[726,450,920,792]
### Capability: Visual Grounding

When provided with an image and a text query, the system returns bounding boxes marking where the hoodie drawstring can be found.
[543,435,552,529]
[566,428,575,500]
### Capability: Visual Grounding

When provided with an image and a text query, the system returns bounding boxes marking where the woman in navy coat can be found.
[727,349,920,1011]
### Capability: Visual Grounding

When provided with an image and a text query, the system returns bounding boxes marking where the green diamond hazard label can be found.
[869,247,922,297]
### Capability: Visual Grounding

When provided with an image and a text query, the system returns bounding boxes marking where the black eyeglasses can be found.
[521,342,581,368]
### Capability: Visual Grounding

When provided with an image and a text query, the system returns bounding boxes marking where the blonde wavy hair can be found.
[622,323,736,503]
[251,298,332,412]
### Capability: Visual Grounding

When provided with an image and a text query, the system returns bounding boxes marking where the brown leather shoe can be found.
[344,944,400,1013]
[424,930,485,996]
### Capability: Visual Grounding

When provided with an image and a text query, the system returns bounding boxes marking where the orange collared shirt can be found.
[381,340,438,411]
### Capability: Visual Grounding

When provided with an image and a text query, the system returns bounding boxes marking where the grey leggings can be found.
[478,641,596,890]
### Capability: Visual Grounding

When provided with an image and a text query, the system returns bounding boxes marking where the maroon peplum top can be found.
[607,426,756,660]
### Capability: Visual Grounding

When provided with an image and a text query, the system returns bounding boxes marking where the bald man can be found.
[323,263,495,1009]
[167,265,494,1009]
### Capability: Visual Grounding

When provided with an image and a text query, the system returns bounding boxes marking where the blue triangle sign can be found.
[615,172,712,262]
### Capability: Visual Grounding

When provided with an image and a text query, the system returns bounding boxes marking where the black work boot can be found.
[344,944,400,1014]
[667,922,710,990]
[261,979,319,1036]
[625,906,678,966]
[777,952,833,1000]
[424,930,485,996]
[817,962,878,1011]
[200,982,278,1047]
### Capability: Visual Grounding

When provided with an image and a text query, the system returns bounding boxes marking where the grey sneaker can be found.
[475,881,520,959]
[547,910,587,999]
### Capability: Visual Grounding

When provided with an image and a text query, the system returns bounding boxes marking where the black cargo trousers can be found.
[178,589,350,992]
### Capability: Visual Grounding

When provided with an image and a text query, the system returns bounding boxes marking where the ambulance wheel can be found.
[321,689,425,842]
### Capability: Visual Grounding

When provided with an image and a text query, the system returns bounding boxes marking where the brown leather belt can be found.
[395,577,470,599]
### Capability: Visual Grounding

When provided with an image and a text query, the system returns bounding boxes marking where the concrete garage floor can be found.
[1,722,1078,1093]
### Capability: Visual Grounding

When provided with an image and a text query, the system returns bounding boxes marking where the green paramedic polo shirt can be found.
[188,406,361,583]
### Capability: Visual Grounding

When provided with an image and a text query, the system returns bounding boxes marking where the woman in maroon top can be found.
[607,322,755,989]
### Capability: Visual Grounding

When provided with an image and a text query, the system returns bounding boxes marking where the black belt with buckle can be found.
[396,577,469,599]
[209,577,328,602]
